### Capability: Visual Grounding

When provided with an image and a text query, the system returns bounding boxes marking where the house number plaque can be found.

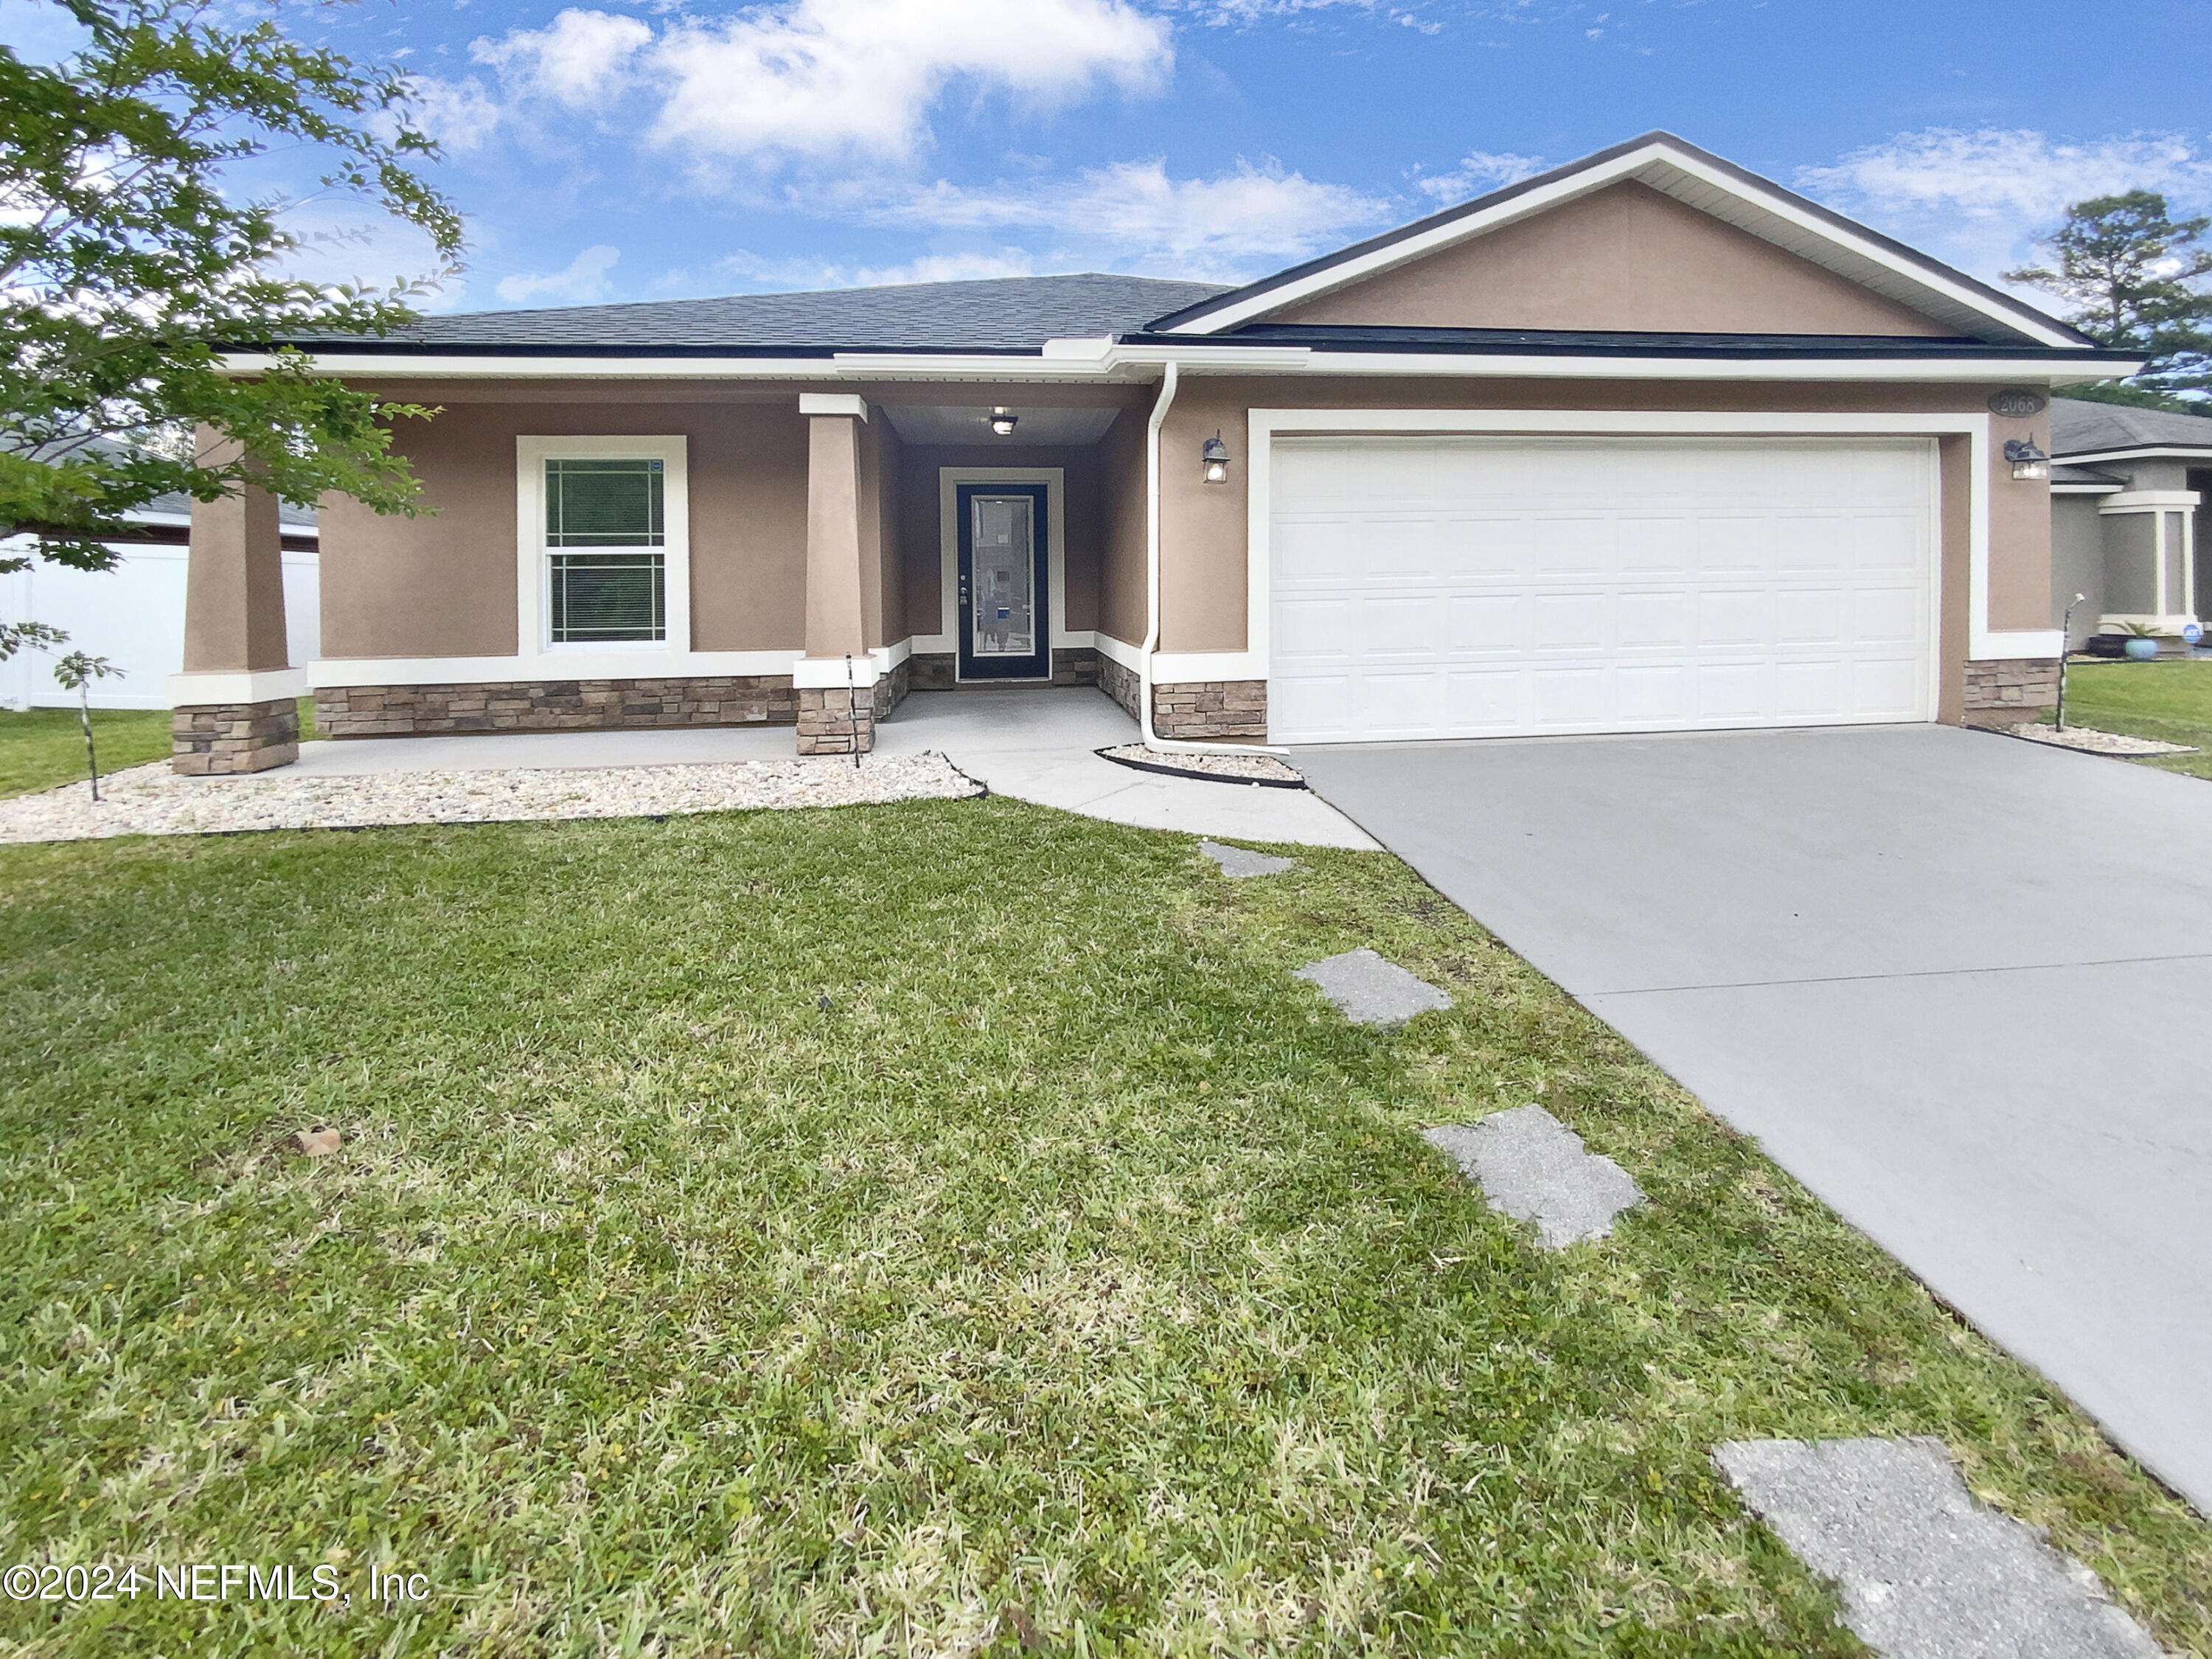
[1987,389,2047,417]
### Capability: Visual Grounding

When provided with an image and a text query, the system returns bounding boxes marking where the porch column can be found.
[795,394,877,754]
[167,427,303,773]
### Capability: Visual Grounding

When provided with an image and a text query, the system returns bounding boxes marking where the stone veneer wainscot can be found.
[316,676,801,738]
[1963,658,2061,720]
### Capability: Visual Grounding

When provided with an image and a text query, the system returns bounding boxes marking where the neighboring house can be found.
[2048,398,2212,649]
[1,493,317,712]
[173,131,2142,774]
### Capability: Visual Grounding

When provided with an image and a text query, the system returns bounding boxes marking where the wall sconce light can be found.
[1201,432,1231,484]
[989,408,1019,437]
[2003,438,2051,481]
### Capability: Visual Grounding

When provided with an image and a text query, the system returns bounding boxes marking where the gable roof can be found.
[290,274,1230,356]
[1147,132,2098,349]
[2051,396,2212,459]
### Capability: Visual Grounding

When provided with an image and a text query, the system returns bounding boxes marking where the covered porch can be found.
[167,381,1234,770]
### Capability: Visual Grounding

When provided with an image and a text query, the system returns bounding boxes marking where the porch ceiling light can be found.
[1201,431,1231,484]
[2003,437,2051,481]
[989,407,1019,437]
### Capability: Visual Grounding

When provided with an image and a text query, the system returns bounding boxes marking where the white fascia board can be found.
[219,352,1136,383]
[2098,490,2202,510]
[1236,352,2124,383]
[167,667,308,705]
[2056,445,2212,466]
[797,392,868,419]
[1167,139,2087,349]
[2051,482,2124,495]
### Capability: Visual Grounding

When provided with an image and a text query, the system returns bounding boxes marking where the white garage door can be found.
[1268,436,1936,744]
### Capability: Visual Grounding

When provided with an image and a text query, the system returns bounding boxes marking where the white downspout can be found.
[1141,361,1288,757]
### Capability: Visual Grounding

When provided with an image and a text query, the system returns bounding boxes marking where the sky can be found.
[10,0,2212,317]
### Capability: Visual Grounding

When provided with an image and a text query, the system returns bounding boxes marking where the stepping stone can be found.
[1199,839,1296,877]
[1423,1105,1643,1248]
[1711,1438,2170,1659]
[1294,947,1451,1028]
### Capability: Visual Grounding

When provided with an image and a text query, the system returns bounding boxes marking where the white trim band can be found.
[167,667,308,706]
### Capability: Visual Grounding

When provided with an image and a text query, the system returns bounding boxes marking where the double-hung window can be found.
[545,457,666,644]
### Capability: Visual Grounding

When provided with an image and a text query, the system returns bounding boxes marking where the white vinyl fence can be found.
[0,535,319,710]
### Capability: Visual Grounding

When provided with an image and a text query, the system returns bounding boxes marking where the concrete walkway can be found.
[1295,723,2212,1515]
[290,686,1376,849]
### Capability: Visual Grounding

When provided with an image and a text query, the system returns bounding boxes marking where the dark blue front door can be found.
[956,483,1050,681]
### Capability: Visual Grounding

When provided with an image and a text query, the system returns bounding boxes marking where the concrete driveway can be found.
[1296,723,2212,1515]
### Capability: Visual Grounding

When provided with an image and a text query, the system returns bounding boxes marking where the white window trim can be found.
[1242,408,2057,678]
[515,435,690,670]
[911,467,1071,679]
[2098,493,2200,623]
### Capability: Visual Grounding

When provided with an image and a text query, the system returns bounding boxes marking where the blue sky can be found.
[12,0,2212,316]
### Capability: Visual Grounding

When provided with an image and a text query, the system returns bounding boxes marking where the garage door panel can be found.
[1694,516,1773,576]
[1357,595,1442,658]
[1439,515,1532,578]
[1853,586,1921,645]
[1615,591,1694,651]
[1618,515,1694,574]
[1534,593,1607,650]
[1446,668,1527,727]
[1534,515,1611,576]
[1776,589,1847,645]
[1273,518,1360,585]
[1446,593,1529,654]
[1697,588,1774,647]
[1360,670,1448,734]
[1270,436,1934,743]
[1274,597,1357,663]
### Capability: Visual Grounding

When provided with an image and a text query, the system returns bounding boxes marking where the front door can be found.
[956,483,1050,680]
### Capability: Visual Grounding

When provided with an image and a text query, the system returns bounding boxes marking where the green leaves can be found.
[2004,189,2212,398]
[0,0,463,557]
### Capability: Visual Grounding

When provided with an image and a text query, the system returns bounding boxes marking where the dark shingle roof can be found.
[2051,396,2212,455]
[297,274,1233,354]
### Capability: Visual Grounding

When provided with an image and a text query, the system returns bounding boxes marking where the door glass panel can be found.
[970,495,1036,656]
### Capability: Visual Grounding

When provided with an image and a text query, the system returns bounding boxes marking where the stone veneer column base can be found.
[316,676,799,738]
[172,698,299,775]
[797,686,876,754]
[1963,658,2060,724]
[1154,679,1267,742]
[1098,653,1141,722]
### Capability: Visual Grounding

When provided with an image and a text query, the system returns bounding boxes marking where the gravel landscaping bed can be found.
[0,753,980,843]
[2002,723,2197,757]
[1099,742,1304,785]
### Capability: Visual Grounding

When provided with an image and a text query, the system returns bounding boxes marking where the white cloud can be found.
[473,10,653,109]
[466,0,1170,170]
[495,243,620,304]
[871,158,1391,280]
[1416,149,1545,203]
[1797,128,2212,282]
[402,74,504,155]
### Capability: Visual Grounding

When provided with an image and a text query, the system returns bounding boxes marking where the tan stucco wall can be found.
[1098,408,1147,647]
[1273,182,1958,338]
[184,431,291,672]
[893,443,1108,641]
[1155,377,2053,684]
[320,398,810,658]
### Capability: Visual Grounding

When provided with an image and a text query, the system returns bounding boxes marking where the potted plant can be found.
[2116,621,2166,662]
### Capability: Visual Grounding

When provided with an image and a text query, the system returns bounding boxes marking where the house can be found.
[171,131,2142,774]
[2048,397,2212,650]
[1,490,317,712]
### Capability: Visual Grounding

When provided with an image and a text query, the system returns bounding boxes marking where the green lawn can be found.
[0,698,324,799]
[1,800,2205,1656]
[2048,658,2212,779]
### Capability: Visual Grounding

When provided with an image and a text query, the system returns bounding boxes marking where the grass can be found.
[2046,658,2212,779]
[0,798,2205,1656]
[0,698,325,799]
